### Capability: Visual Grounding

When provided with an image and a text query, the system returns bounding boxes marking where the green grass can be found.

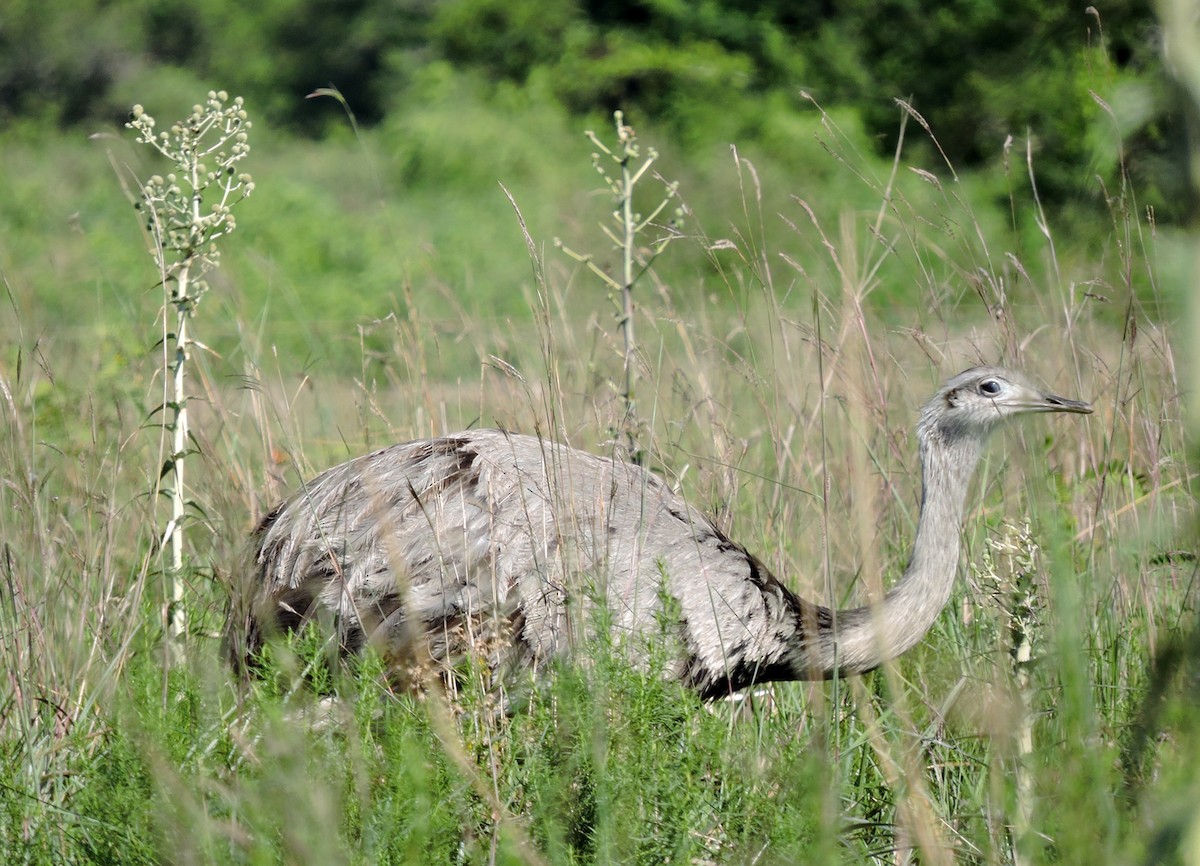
[0,87,1197,865]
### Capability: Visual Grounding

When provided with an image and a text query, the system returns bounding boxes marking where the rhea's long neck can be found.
[800,425,985,677]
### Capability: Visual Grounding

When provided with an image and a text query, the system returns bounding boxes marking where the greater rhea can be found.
[227,367,1091,698]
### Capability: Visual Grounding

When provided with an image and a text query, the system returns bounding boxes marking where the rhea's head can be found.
[919,366,1093,443]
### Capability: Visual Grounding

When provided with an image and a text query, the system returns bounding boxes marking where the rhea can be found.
[227,367,1091,698]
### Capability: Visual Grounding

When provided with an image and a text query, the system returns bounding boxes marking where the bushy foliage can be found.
[0,0,145,126]
[1,0,1181,217]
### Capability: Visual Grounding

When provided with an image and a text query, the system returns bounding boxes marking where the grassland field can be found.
[0,85,1197,864]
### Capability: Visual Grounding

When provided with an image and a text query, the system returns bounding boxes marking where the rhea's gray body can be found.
[231,367,1091,699]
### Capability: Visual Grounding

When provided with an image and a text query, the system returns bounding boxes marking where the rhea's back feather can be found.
[242,429,812,697]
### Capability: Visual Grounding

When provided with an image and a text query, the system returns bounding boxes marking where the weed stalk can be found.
[126,92,253,659]
[556,110,679,458]
[973,519,1043,864]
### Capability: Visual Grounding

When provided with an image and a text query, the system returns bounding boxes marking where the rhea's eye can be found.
[979,379,1002,396]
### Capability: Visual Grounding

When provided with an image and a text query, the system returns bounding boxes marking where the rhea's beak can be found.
[1038,392,1093,414]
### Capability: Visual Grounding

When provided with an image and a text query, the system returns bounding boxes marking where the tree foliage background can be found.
[1,0,1186,220]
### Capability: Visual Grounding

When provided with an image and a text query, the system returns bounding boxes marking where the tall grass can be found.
[0,89,1194,865]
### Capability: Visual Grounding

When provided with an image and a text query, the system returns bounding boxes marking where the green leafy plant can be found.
[556,110,680,459]
[126,91,253,657]
[972,519,1045,863]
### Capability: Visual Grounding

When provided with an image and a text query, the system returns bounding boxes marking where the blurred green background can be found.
[0,0,1187,376]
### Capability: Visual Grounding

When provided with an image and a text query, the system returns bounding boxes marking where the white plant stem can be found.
[1012,631,1034,866]
[166,256,192,651]
[619,150,636,432]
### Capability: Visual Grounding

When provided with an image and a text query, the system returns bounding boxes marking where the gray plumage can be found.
[227,366,1091,699]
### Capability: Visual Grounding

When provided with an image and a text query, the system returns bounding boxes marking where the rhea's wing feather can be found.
[254,435,516,627]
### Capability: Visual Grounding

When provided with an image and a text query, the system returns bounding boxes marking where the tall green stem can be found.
[126,92,253,665]
[167,257,191,647]
[555,111,679,460]
[619,146,637,444]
